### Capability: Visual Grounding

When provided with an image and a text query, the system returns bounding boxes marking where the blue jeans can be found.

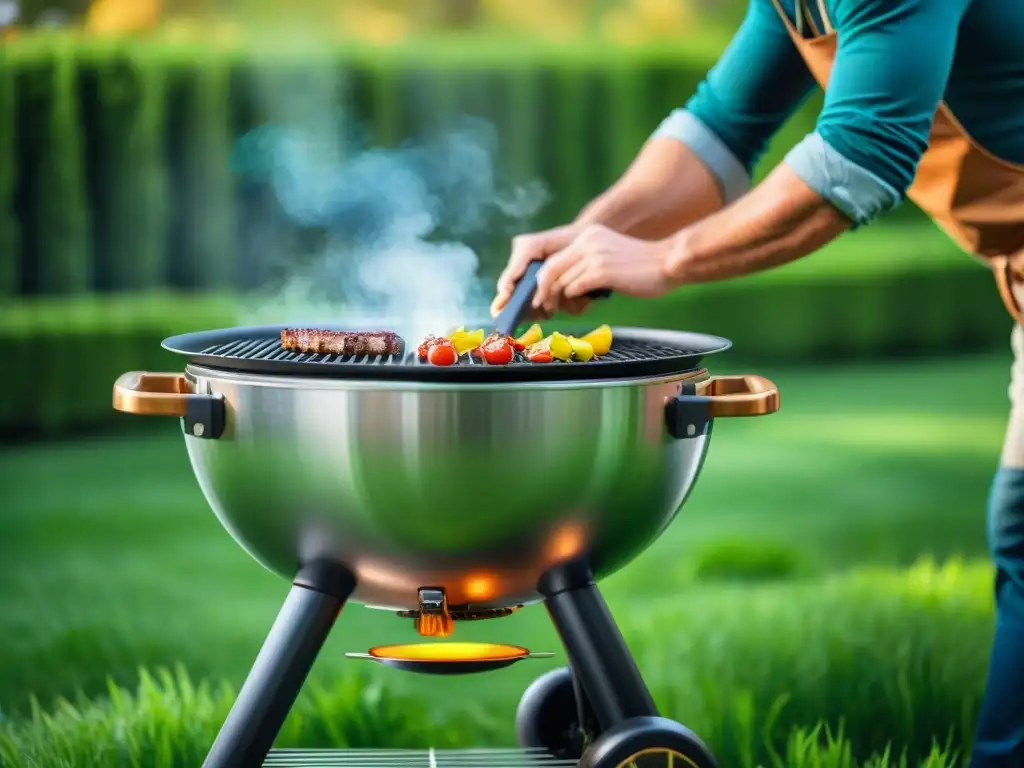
[969,467,1024,767]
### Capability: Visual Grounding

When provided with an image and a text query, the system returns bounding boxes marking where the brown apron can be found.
[771,0,1024,467]
[770,0,1024,321]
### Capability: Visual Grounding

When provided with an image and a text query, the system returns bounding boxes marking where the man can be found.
[489,0,1024,764]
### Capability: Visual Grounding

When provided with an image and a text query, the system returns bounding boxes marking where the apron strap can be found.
[994,255,1024,325]
[815,0,834,34]
[795,0,833,36]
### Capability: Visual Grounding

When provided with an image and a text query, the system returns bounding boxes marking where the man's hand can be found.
[489,136,728,320]
[490,224,676,320]
[490,224,589,319]
[533,225,676,316]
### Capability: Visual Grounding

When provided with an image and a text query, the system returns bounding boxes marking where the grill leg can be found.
[539,562,659,732]
[202,561,356,768]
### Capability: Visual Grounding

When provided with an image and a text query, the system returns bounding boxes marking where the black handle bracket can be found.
[665,382,712,439]
[183,394,226,440]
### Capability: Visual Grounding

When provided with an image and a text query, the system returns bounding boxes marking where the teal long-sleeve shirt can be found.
[653,0,1024,225]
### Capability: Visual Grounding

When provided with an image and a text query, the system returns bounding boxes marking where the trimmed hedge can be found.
[12,39,93,294]
[0,292,239,435]
[81,46,169,291]
[0,47,16,297]
[0,36,935,299]
[0,227,1012,437]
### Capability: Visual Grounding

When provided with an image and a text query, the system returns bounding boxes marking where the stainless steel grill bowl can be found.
[113,325,779,611]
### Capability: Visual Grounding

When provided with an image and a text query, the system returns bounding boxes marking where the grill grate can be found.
[200,335,688,369]
[262,748,578,766]
[164,325,730,381]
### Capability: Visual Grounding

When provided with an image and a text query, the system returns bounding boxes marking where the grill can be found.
[262,748,577,766]
[162,325,732,382]
[117,316,765,768]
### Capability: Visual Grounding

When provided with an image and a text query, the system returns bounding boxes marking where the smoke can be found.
[232,74,550,347]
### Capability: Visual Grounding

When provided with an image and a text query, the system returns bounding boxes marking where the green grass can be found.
[0,562,992,766]
[0,352,1012,764]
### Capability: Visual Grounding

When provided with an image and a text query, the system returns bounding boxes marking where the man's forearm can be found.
[665,162,853,285]
[574,138,726,241]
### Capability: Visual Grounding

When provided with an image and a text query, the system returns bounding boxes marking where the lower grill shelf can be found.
[263,748,578,766]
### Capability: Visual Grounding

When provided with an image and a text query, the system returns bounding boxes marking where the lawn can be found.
[0,351,1012,765]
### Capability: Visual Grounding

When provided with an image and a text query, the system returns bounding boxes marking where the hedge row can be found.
[0,242,1011,436]
[0,46,17,296]
[0,292,239,435]
[0,36,933,298]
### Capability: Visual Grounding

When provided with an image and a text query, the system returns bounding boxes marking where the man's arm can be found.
[577,0,817,240]
[665,0,972,286]
[491,1,817,315]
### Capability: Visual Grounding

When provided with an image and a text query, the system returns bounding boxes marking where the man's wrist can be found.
[575,193,638,234]
[661,229,694,288]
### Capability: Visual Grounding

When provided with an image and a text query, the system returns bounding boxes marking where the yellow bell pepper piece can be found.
[568,336,595,362]
[547,332,574,361]
[516,323,543,347]
[524,332,573,362]
[579,324,612,357]
[448,328,485,355]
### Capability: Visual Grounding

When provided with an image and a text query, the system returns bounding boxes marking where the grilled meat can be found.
[280,329,402,356]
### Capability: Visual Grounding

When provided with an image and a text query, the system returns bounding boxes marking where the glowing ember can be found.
[462,573,499,601]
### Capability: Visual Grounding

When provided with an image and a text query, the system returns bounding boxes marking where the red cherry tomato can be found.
[482,337,514,365]
[427,342,458,366]
[418,335,444,360]
[470,346,484,359]
[526,350,553,364]
[509,337,525,353]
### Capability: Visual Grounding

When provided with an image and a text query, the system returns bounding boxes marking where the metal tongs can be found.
[492,261,612,338]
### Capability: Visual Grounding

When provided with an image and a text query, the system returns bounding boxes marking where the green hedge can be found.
[0,47,16,297]
[0,36,933,299]
[0,229,1011,437]
[0,293,239,436]
[12,39,93,294]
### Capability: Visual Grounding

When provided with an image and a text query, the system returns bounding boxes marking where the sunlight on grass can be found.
[759,414,1006,456]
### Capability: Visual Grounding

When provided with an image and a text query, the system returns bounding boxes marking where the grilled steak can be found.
[280,329,402,356]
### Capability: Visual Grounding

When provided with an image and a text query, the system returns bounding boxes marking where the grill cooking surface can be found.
[163,326,732,382]
[262,748,576,766]
[208,335,680,366]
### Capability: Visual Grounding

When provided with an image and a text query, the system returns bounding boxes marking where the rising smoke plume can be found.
[231,68,550,346]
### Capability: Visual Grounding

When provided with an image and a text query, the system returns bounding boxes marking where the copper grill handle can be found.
[665,374,780,439]
[113,372,191,416]
[112,371,226,439]
[697,375,780,418]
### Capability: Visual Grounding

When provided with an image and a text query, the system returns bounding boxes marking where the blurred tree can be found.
[434,0,480,28]
[85,0,161,33]
[8,0,739,47]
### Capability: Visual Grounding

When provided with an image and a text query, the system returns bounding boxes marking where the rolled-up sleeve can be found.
[785,0,971,226]
[652,0,817,204]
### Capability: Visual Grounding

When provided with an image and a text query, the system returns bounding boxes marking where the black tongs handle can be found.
[492,261,613,338]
